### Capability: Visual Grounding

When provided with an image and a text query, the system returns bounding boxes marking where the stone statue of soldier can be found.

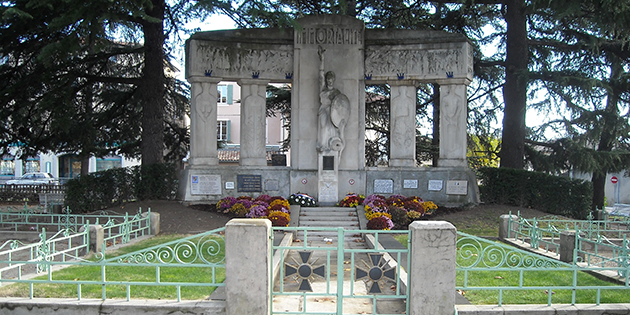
[317,46,350,157]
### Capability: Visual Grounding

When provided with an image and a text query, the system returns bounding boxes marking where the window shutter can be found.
[227,85,233,104]
[226,120,231,142]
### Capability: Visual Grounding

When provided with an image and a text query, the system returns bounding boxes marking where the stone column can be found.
[238,79,269,166]
[389,82,417,167]
[408,221,457,315]
[499,214,519,240]
[188,76,222,166]
[438,83,467,167]
[560,231,578,263]
[225,219,272,315]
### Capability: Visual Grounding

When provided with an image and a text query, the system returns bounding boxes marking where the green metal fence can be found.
[0,205,149,234]
[575,233,629,277]
[456,232,630,306]
[271,227,410,315]
[0,227,226,302]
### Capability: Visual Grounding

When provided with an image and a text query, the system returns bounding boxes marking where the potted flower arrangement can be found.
[339,193,365,207]
[288,192,317,207]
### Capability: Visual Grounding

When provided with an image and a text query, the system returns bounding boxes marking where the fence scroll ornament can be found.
[456,233,567,269]
[111,228,226,265]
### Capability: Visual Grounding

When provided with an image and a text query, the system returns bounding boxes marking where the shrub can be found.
[246,204,268,218]
[477,167,592,219]
[64,163,178,213]
[339,193,365,207]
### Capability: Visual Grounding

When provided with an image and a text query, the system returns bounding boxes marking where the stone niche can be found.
[182,15,479,206]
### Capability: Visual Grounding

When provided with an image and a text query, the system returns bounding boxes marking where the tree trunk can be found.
[141,0,166,166]
[500,0,528,169]
[591,55,622,209]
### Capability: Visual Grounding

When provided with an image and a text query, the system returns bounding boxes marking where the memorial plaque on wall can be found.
[265,179,280,191]
[271,154,286,166]
[403,179,418,189]
[191,175,222,195]
[374,179,394,194]
[428,180,443,191]
[237,175,263,192]
[446,180,468,195]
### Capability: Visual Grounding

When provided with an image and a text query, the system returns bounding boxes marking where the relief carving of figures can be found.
[194,43,293,77]
[442,85,465,157]
[242,84,267,158]
[390,85,416,150]
[365,48,462,77]
[194,82,215,122]
[317,46,350,156]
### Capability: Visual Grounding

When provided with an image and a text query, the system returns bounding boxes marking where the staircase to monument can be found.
[296,206,362,241]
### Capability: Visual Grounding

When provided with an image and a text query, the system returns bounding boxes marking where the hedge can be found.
[477,167,592,219]
[65,163,179,213]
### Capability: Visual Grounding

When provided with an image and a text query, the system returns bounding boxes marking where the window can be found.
[24,159,40,173]
[1,159,14,176]
[217,84,233,105]
[217,120,231,141]
[96,156,122,172]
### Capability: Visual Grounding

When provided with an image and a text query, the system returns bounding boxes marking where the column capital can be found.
[187,75,223,84]
[238,78,270,86]
[434,78,471,86]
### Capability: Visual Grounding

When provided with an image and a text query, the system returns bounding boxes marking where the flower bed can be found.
[363,194,438,230]
[216,195,291,227]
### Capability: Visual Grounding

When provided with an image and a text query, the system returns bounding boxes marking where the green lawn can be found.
[0,234,225,300]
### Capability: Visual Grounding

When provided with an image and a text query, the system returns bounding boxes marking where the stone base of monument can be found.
[180,165,479,207]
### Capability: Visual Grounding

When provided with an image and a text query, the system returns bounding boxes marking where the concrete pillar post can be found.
[389,82,417,167]
[238,79,270,166]
[225,219,272,315]
[80,225,104,254]
[438,83,467,167]
[408,221,457,315]
[499,214,519,240]
[188,76,222,166]
[560,230,578,263]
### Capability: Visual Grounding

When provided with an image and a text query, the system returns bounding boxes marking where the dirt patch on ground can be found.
[101,201,550,236]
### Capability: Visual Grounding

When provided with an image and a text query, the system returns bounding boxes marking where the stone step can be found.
[299,222,359,228]
[300,211,357,217]
[299,216,358,221]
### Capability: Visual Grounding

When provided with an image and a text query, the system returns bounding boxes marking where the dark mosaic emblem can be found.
[355,253,396,294]
[284,251,326,292]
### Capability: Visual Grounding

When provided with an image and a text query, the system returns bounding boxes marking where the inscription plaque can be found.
[323,156,334,170]
[403,179,418,189]
[374,179,394,194]
[446,180,468,195]
[237,175,263,192]
[265,179,280,191]
[428,180,443,191]
[191,175,221,195]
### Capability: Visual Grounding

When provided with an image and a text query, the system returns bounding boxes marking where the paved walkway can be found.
[271,206,407,314]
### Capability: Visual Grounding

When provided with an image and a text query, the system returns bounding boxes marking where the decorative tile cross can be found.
[355,253,396,294]
[284,251,326,292]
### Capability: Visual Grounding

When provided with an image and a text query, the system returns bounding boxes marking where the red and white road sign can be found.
[611,176,618,184]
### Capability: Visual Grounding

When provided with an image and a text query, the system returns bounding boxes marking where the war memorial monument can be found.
[182,15,478,206]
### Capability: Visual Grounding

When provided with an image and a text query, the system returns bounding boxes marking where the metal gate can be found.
[271,227,410,315]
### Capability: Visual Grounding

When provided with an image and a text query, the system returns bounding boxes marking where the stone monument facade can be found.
[182,15,478,206]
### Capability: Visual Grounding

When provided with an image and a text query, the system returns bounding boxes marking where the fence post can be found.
[149,212,160,235]
[559,230,577,263]
[408,221,457,315]
[80,225,104,253]
[499,214,518,240]
[225,218,271,315]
